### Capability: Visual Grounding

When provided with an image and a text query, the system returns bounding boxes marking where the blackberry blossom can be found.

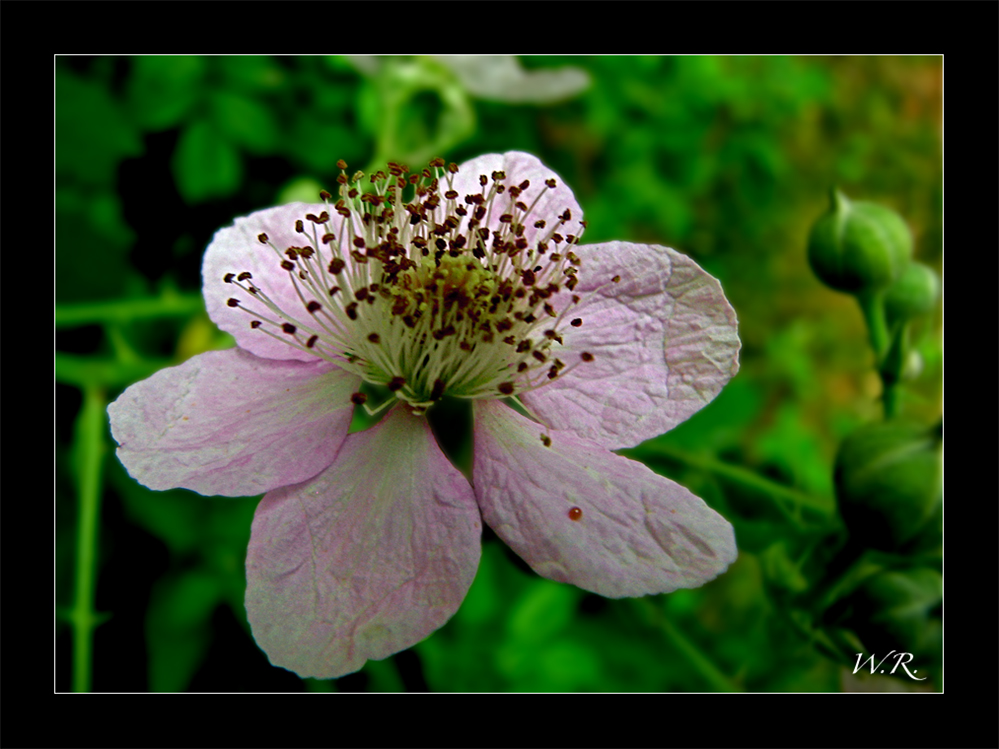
[109,152,741,679]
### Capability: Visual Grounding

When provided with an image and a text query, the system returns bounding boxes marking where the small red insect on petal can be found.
[568,507,583,521]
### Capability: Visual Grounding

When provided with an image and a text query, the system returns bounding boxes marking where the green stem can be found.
[635,599,741,691]
[55,293,203,328]
[856,290,903,419]
[71,384,108,692]
[855,290,888,361]
[620,444,833,521]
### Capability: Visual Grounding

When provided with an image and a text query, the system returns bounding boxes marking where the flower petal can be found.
[473,400,736,598]
[245,407,481,679]
[449,151,584,248]
[434,56,590,103]
[521,241,740,449]
[202,203,347,362]
[108,348,358,496]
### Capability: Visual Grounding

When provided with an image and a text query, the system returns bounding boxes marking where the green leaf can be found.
[209,91,279,154]
[146,570,221,692]
[172,121,242,203]
[127,56,205,131]
[57,68,143,187]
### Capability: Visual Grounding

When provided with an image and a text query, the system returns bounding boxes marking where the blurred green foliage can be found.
[56,55,941,692]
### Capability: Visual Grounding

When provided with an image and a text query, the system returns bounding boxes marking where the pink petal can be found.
[245,407,481,679]
[449,151,584,247]
[521,241,740,449]
[473,400,736,598]
[202,203,347,362]
[108,348,358,496]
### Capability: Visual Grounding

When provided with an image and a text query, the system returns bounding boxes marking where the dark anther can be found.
[581,352,594,362]
[612,275,621,283]
[295,220,305,233]
[543,303,556,317]
[532,351,547,363]
[560,209,572,222]
[281,260,295,271]
[367,332,380,343]
[353,236,366,248]
[387,376,406,392]
[350,392,367,405]
[306,335,319,348]
[571,318,582,327]
[430,379,446,401]
[237,272,252,281]
[430,157,445,168]
[227,298,240,307]
[224,273,235,283]
[545,178,556,188]
[522,269,536,286]
[548,366,559,380]
[250,320,262,329]
[320,190,332,201]
[329,258,345,274]
[448,163,459,174]
[282,323,297,335]
[306,301,322,314]
[258,233,269,243]
[346,303,358,320]
[541,434,552,447]
[337,159,348,170]
[329,286,341,296]
[534,220,546,229]
[491,170,506,181]
[498,382,515,395]
[499,214,513,224]
[517,362,528,372]
[355,288,369,302]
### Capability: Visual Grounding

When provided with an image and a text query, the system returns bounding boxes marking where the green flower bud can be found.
[808,189,912,294]
[884,261,940,326]
[845,567,941,657]
[835,421,941,551]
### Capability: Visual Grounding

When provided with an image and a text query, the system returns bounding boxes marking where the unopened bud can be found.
[808,189,912,294]
[834,420,941,551]
[884,261,940,325]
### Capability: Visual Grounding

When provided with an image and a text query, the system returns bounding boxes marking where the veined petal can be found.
[108,348,358,496]
[522,241,740,449]
[473,400,736,598]
[449,151,584,248]
[245,407,481,680]
[203,203,347,362]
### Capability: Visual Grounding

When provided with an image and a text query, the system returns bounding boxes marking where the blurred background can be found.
[56,55,942,692]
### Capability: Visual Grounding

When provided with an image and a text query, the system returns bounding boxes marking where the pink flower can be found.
[108,152,741,679]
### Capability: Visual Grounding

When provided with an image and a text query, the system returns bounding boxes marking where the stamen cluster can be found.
[223,158,596,413]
